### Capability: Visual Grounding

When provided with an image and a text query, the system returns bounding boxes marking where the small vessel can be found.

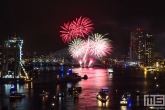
[107,64,113,73]
[96,88,109,103]
[136,90,140,96]
[120,92,132,105]
[68,87,82,92]
[56,73,82,83]
[39,90,49,96]
[108,68,113,74]
[155,84,160,93]
[9,92,25,99]
[56,91,65,97]
[73,91,79,99]
[9,84,25,99]
[82,75,88,80]
[68,87,82,95]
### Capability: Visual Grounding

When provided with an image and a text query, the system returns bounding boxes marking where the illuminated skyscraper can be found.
[145,34,154,66]
[130,28,146,62]
[130,28,154,66]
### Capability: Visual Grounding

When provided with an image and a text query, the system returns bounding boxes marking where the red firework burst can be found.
[60,22,75,43]
[72,16,94,37]
[60,16,94,43]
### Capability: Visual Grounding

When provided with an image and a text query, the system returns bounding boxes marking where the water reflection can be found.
[136,96,139,106]
[109,73,113,78]
[56,84,60,93]
[73,68,109,88]
[97,100,109,107]
[144,71,147,78]
[1,66,165,110]
[120,106,127,110]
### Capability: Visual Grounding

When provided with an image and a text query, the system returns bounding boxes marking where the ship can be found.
[96,88,109,103]
[56,73,82,83]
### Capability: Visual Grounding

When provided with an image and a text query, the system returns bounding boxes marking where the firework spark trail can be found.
[82,37,90,66]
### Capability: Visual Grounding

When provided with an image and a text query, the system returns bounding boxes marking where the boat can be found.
[9,92,25,99]
[96,88,109,103]
[39,90,49,96]
[136,90,140,96]
[107,64,114,74]
[68,87,82,95]
[82,75,88,80]
[155,84,160,93]
[107,68,113,74]
[120,92,132,105]
[56,91,65,97]
[9,85,25,99]
[73,91,79,99]
[56,73,82,83]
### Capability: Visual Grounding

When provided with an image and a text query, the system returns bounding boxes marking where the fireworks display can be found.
[72,16,94,37]
[68,38,85,59]
[60,22,75,43]
[60,16,113,67]
[68,33,112,59]
[89,33,112,58]
[60,16,93,43]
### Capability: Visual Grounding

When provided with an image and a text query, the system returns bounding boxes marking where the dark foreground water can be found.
[1,66,165,110]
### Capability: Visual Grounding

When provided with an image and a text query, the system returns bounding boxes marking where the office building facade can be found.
[130,29,154,66]
[130,29,146,62]
[145,34,154,66]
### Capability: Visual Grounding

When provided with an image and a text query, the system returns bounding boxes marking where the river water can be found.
[0,65,165,110]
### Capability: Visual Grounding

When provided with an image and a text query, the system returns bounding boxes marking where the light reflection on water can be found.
[97,100,109,107]
[1,66,165,110]
[73,67,109,88]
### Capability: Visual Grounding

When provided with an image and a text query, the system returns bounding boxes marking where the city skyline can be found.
[0,0,165,54]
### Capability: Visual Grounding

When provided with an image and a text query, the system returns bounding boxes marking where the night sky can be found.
[0,0,165,55]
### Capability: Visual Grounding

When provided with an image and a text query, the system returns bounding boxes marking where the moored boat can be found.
[82,75,88,80]
[56,73,82,83]
[39,90,49,96]
[73,91,79,99]
[56,91,65,97]
[9,92,25,99]
[120,92,132,106]
[96,88,109,103]
[68,86,82,95]
[107,68,113,73]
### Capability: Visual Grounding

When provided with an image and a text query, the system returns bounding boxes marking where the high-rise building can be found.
[129,28,155,66]
[130,28,146,62]
[145,34,154,66]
